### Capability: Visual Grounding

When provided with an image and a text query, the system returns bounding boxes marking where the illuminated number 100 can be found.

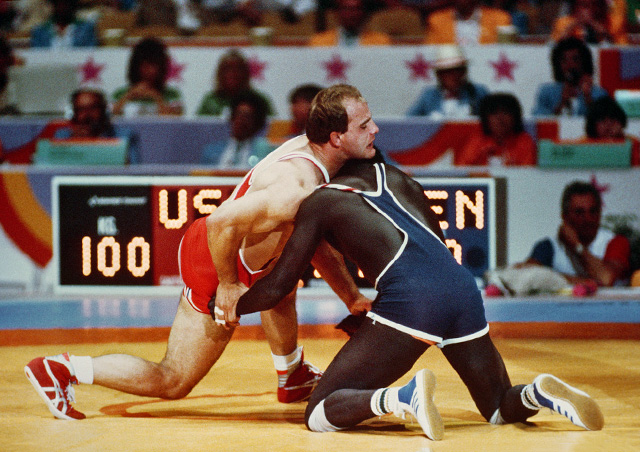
[81,236,151,277]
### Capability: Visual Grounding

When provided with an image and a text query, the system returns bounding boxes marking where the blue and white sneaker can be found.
[396,369,444,440]
[529,374,604,431]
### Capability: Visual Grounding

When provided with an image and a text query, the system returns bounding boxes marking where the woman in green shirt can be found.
[112,38,184,117]
[197,49,274,117]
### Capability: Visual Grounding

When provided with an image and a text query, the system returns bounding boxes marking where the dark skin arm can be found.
[235,164,445,316]
[236,194,329,315]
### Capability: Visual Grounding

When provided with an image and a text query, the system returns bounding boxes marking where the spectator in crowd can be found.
[198,0,316,28]
[407,45,489,119]
[6,0,51,35]
[309,0,392,46]
[287,84,322,136]
[111,38,184,117]
[197,49,275,117]
[117,0,138,10]
[0,34,21,116]
[201,90,274,167]
[135,0,315,36]
[134,0,180,29]
[457,92,536,166]
[584,96,640,166]
[532,37,608,117]
[268,83,323,145]
[134,0,206,33]
[0,1,17,32]
[488,0,531,35]
[54,89,140,164]
[625,0,640,33]
[522,180,631,286]
[551,0,628,44]
[423,0,513,45]
[30,0,98,48]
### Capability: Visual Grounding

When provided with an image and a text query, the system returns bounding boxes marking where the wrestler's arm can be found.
[310,241,372,315]
[236,195,327,316]
[206,168,312,322]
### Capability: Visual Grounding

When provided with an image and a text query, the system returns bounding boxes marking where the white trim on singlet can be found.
[238,248,262,276]
[438,324,490,348]
[367,312,490,347]
[322,164,445,289]
[367,311,443,343]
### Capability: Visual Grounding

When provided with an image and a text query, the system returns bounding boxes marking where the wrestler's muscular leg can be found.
[441,334,536,423]
[91,295,234,399]
[259,289,298,355]
[305,319,429,428]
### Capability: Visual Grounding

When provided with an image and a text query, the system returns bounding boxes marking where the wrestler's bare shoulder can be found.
[249,135,322,190]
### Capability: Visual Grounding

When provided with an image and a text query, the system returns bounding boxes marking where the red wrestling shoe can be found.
[277,354,322,403]
[24,353,85,420]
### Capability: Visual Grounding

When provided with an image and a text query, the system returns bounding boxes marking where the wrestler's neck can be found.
[308,140,344,178]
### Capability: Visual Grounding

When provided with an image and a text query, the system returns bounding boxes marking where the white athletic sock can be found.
[272,345,303,387]
[69,355,94,385]
[272,345,303,373]
[307,400,342,432]
[370,387,398,416]
[490,408,507,424]
[521,384,542,410]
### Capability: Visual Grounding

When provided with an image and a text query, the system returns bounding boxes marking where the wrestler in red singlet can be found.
[179,150,330,313]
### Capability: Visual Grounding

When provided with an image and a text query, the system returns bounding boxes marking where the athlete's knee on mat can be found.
[154,370,198,399]
[305,400,343,432]
[160,383,195,400]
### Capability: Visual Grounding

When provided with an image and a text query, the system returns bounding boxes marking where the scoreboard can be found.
[53,176,505,294]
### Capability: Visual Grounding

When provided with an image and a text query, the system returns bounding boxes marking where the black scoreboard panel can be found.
[53,176,505,293]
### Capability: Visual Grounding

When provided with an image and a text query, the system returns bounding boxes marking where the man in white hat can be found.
[407,45,490,119]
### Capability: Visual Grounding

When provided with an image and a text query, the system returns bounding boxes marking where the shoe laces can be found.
[66,384,77,403]
[393,400,413,420]
[302,361,322,378]
[43,358,75,407]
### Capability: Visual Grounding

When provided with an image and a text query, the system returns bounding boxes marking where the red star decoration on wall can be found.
[167,58,186,83]
[405,54,432,81]
[79,57,104,84]
[248,56,268,81]
[324,54,350,81]
[490,52,518,82]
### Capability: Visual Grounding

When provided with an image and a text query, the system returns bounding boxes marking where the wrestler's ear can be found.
[329,130,342,148]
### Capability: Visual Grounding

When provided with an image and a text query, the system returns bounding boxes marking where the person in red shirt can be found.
[457,93,536,166]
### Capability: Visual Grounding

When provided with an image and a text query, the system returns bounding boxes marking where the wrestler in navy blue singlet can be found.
[325,164,489,346]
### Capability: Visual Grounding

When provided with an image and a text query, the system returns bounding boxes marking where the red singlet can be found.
[178,150,330,314]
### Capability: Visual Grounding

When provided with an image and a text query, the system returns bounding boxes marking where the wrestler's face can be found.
[339,98,378,160]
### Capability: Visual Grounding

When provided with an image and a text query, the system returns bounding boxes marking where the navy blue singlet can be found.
[323,164,488,347]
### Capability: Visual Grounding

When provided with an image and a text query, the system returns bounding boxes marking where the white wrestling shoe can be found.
[527,373,604,431]
[395,369,444,440]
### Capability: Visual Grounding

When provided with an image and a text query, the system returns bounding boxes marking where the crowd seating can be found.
[5,2,638,48]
